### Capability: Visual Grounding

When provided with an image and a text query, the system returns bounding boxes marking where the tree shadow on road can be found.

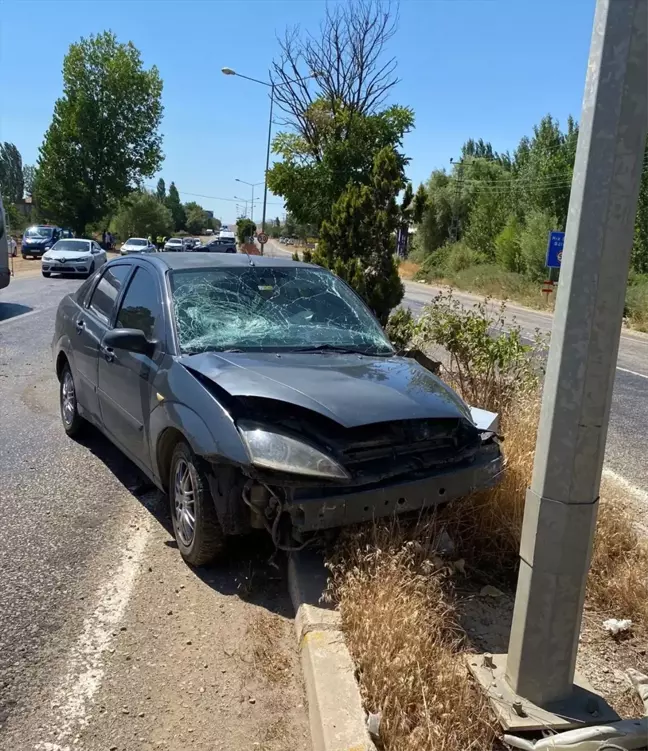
[75,423,295,619]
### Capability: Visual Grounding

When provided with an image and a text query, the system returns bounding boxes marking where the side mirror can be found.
[103,328,156,356]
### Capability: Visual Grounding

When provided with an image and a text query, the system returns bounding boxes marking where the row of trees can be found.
[415,117,648,282]
[1,31,219,244]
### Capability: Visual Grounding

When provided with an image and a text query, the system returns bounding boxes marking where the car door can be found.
[97,265,165,469]
[91,241,107,268]
[73,263,133,421]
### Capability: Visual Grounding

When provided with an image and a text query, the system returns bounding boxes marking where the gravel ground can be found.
[0,275,309,750]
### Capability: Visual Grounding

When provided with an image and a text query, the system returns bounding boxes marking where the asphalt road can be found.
[264,239,648,494]
[0,274,308,750]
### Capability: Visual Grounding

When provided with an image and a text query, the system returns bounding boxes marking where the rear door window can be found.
[115,267,163,341]
[87,264,132,324]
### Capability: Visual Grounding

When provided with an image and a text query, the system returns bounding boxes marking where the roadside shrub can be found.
[385,307,416,351]
[625,280,648,331]
[415,291,546,415]
[494,215,523,273]
[519,210,557,281]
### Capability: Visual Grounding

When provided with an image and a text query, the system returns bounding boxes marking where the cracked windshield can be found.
[171,266,393,354]
[2,1,648,751]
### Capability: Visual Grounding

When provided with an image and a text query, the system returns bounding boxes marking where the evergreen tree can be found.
[156,178,166,202]
[165,182,186,231]
[314,146,404,324]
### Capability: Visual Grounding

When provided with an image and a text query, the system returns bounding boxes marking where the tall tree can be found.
[268,0,411,229]
[110,191,173,241]
[35,31,163,234]
[165,182,186,231]
[156,177,166,202]
[313,146,404,324]
[23,164,36,197]
[0,143,24,202]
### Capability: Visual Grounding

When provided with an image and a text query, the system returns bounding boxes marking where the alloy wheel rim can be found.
[174,459,196,547]
[62,371,76,426]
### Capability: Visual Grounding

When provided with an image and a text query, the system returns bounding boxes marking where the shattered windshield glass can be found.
[170,266,394,355]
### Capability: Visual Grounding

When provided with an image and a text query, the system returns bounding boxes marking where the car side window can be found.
[115,267,162,341]
[88,265,132,324]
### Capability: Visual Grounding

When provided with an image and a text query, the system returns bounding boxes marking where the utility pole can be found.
[472,0,647,727]
[448,157,465,243]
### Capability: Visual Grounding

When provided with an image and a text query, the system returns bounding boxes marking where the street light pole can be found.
[260,83,274,251]
[222,67,320,254]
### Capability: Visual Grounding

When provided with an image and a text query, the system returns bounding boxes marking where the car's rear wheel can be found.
[169,442,225,566]
[60,363,85,437]
[42,271,51,278]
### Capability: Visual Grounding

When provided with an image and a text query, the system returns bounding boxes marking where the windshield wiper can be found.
[289,344,392,356]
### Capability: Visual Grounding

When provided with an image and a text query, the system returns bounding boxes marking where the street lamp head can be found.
[221,67,236,76]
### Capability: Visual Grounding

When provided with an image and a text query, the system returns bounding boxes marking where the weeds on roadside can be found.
[333,294,648,751]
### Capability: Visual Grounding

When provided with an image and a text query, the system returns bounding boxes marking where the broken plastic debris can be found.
[603,618,633,635]
[366,711,381,740]
[503,717,648,750]
[479,584,504,598]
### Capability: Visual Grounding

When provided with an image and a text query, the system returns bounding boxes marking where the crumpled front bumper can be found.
[286,443,502,532]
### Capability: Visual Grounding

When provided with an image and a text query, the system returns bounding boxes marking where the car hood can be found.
[178,351,473,429]
[45,249,90,259]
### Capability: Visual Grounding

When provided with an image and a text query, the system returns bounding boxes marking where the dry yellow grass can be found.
[329,393,648,751]
[398,259,421,280]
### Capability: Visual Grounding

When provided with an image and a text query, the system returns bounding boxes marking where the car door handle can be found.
[75,318,85,332]
[100,345,115,363]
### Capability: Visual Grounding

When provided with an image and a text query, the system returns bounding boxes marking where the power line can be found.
[144,184,284,206]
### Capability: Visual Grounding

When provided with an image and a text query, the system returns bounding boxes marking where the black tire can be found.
[42,271,51,278]
[22,254,28,260]
[59,363,85,437]
[169,442,225,566]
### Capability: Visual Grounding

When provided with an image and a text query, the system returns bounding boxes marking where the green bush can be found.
[385,307,416,351]
[416,291,546,413]
[625,281,648,331]
[519,210,557,281]
[495,215,523,273]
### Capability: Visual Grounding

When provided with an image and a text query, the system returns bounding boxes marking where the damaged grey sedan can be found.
[52,253,502,565]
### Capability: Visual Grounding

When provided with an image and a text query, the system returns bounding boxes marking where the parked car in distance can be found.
[121,238,156,255]
[42,238,107,278]
[204,238,236,253]
[52,253,501,567]
[164,238,188,252]
[21,225,62,258]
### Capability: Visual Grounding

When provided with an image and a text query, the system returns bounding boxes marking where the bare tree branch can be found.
[270,0,400,152]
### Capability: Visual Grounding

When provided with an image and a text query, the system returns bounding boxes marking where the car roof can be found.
[55,237,89,243]
[126,237,148,242]
[108,251,313,272]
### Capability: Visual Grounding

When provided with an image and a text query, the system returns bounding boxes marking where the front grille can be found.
[339,418,480,481]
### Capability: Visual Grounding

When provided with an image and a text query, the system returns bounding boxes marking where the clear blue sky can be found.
[0,0,595,224]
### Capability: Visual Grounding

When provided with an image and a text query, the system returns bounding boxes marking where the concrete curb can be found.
[288,551,375,751]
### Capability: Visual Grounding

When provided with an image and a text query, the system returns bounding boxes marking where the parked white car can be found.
[164,237,189,252]
[41,239,107,278]
[121,237,156,255]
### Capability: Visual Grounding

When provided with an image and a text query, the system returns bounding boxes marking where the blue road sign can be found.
[546,231,564,268]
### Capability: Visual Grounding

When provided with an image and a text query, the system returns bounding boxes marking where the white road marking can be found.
[602,467,648,506]
[36,522,151,751]
[615,365,648,380]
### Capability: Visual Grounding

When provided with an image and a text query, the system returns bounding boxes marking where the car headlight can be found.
[238,421,349,480]
[42,254,52,261]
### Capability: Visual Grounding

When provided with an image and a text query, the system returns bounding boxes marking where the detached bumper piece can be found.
[288,443,502,532]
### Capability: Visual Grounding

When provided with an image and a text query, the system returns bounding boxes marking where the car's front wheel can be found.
[169,442,225,566]
[60,363,84,437]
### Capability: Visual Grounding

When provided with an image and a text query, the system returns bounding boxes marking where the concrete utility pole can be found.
[505,0,647,712]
